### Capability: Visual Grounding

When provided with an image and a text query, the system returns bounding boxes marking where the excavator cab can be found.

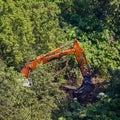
[23,78,33,87]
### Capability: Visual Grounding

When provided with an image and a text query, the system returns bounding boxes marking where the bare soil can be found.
[60,76,108,105]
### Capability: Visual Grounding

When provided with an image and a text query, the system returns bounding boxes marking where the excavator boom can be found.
[21,39,90,78]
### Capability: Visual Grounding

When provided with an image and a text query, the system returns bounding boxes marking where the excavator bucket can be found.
[60,75,95,101]
[73,76,95,100]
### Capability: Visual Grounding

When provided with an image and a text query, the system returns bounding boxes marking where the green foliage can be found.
[0,0,120,119]
[0,60,66,120]
[0,59,28,119]
[0,0,35,69]
[83,39,120,76]
[85,69,120,120]
[0,0,67,69]
[57,0,120,76]
[57,69,120,120]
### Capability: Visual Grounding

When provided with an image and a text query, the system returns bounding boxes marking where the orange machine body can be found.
[21,39,90,79]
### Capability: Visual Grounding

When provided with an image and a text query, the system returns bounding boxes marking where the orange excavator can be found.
[20,39,94,99]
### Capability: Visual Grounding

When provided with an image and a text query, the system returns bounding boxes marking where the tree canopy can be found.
[0,0,120,120]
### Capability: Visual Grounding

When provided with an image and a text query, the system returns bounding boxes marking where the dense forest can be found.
[0,0,120,120]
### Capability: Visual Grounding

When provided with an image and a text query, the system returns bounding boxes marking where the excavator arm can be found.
[21,39,90,78]
[20,39,94,98]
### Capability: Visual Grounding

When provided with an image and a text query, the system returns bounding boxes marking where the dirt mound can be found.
[60,77,108,105]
